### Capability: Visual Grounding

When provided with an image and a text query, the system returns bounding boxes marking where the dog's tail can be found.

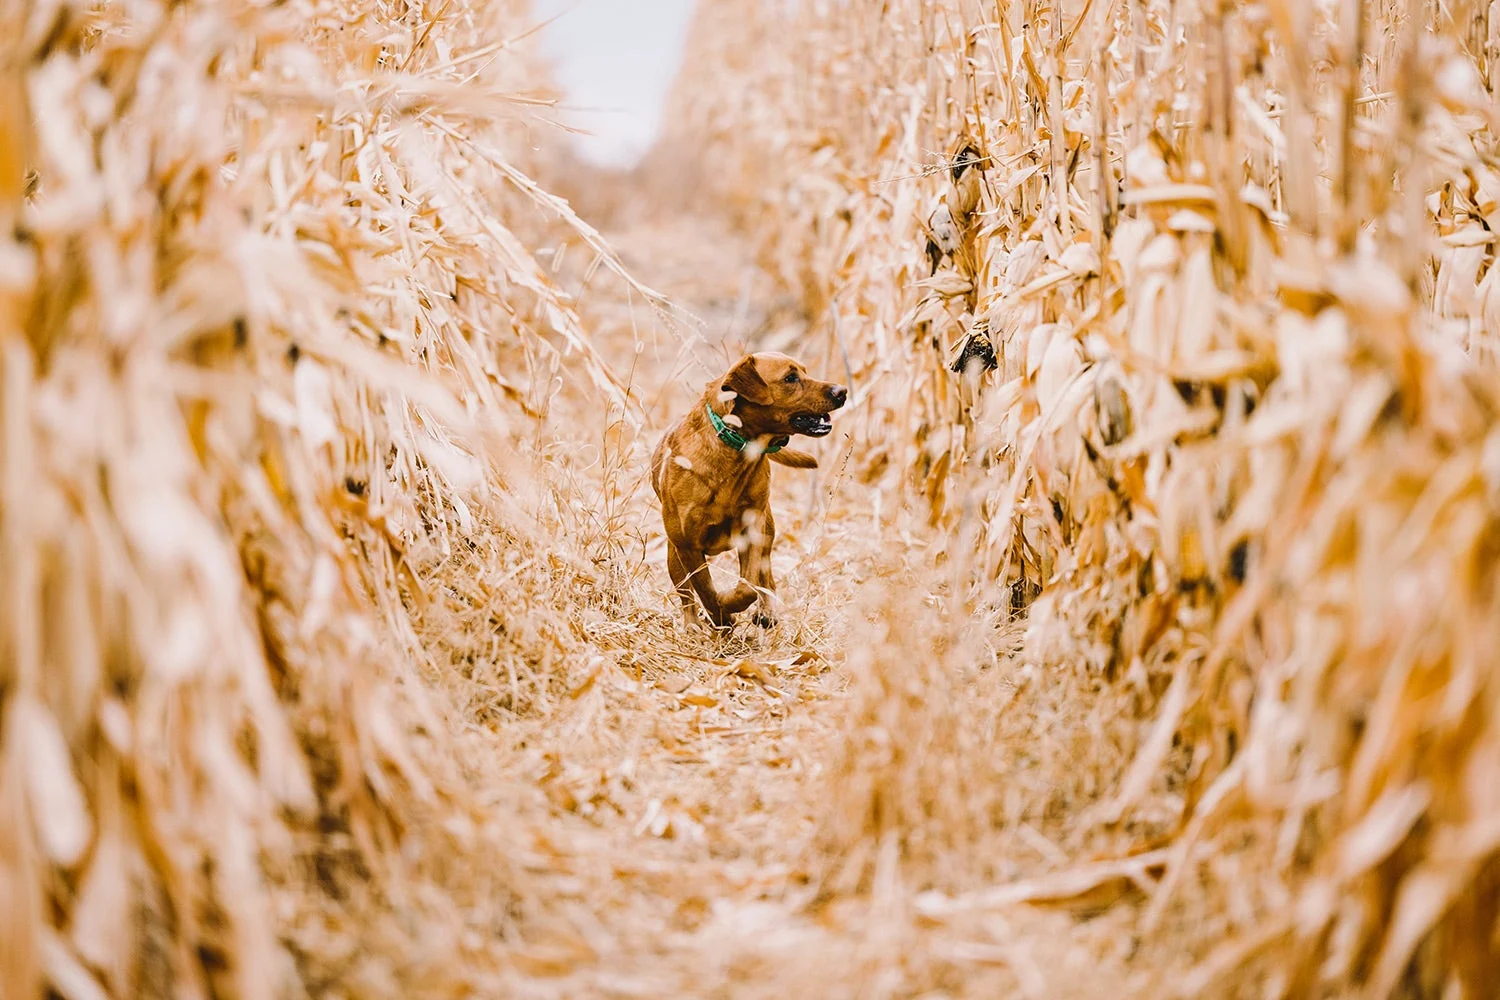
[769,448,818,469]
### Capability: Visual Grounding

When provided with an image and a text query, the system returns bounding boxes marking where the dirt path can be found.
[446,200,1126,999]
[468,209,883,996]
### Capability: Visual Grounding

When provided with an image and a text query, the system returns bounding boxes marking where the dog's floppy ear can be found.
[721,354,769,404]
[769,448,818,469]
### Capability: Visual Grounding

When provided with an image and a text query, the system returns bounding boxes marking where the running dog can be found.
[650,352,847,629]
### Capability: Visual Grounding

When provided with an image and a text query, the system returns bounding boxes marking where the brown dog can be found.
[650,352,848,630]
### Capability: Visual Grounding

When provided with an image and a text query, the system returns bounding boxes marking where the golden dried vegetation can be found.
[4,0,1500,998]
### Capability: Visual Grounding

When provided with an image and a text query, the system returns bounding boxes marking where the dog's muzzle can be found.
[789,385,846,437]
[790,412,834,436]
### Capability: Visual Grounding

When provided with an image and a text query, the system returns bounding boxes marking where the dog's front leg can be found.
[737,511,778,629]
[676,542,740,630]
[667,542,709,630]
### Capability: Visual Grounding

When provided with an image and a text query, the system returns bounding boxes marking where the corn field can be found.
[3,0,1500,997]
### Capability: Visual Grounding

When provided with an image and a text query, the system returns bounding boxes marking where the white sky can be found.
[532,0,698,169]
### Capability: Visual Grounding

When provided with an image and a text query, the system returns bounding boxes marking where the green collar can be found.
[706,404,781,454]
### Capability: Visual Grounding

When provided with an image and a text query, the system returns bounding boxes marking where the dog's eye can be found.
[783,371,800,384]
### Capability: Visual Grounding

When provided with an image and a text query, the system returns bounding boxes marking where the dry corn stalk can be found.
[664,0,1500,993]
[0,0,653,995]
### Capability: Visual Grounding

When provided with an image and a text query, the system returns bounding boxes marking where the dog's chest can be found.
[695,476,767,553]
[700,516,737,553]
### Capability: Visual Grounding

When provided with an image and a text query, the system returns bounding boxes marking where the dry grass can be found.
[5,0,1500,997]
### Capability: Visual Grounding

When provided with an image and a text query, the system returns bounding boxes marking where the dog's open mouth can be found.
[789,412,834,437]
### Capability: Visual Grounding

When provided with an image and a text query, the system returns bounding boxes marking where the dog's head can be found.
[719,352,848,438]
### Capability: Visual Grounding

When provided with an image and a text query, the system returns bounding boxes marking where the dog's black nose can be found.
[828,385,848,408]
